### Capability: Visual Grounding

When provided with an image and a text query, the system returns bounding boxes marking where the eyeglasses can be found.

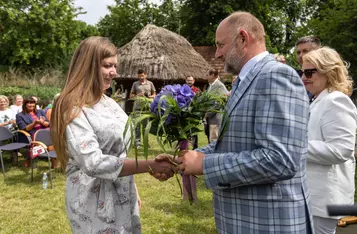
[302,68,318,78]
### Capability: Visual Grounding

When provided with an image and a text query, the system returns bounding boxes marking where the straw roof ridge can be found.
[117,24,211,81]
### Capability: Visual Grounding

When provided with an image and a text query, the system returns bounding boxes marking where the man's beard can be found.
[224,47,244,74]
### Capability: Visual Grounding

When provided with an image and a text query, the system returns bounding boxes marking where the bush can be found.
[0,66,63,107]
[1,86,61,107]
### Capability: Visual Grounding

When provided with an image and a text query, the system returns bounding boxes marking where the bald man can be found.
[177,11,313,234]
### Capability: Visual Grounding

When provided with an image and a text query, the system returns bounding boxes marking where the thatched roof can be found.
[116,24,212,81]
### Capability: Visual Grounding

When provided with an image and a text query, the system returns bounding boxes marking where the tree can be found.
[98,0,181,47]
[0,0,93,68]
[154,0,181,34]
[98,0,153,47]
[304,0,357,83]
[178,0,307,53]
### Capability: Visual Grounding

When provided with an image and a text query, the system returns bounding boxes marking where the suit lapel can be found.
[25,113,34,125]
[217,55,275,142]
[309,89,329,111]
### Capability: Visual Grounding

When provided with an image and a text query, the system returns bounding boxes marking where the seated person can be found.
[10,94,23,115]
[16,97,51,167]
[31,96,41,110]
[16,97,49,137]
[0,95,17,131]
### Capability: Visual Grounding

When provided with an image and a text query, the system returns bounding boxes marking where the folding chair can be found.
[31,129,56,189]
[0,127,32,176]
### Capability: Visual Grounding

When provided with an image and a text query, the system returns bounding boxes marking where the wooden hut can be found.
[114,24,212,112]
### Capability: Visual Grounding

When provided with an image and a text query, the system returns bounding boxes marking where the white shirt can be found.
[10,105,22,115]
[238,51,269,82]
[208,77,220,91]
[0,108,15,129]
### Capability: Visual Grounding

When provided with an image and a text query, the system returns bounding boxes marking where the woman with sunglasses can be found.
[302,47,357,234]
[16,97,50,167]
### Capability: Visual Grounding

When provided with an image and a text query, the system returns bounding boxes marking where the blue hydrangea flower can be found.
[150,84,194,124]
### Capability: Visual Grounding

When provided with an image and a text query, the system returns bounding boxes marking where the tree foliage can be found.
[1,0,357,86]
[0,0,96,68]
[304,0,357,81]
[179,0,305,53]
[98,0,181,47]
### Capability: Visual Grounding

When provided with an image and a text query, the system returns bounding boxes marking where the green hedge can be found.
[1,86,61,106]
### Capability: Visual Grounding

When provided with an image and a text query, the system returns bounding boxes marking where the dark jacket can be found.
[16,110,48,137]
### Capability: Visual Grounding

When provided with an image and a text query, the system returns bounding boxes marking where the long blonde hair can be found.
[51,37,117,169]
[303,47,353,96]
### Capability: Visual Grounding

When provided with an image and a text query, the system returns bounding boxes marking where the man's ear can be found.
[239,29,249,44]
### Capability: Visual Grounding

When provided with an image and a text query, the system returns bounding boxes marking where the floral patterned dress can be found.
[65,95,141,234]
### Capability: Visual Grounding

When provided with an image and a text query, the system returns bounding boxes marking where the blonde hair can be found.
[51,37,117,169]
[303,47,352,96]
[0,95,9,106]
[274,53,286,63]
[227,11,265,43]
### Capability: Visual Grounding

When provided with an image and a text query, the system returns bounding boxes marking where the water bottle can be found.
[42,172,48,190]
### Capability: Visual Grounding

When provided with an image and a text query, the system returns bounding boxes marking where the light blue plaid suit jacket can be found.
[197,55,314,234]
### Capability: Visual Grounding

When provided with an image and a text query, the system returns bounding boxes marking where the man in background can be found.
[295,35,321,102]
[130,69,156,148]
[185,75,200,94]
[204,69,228,143]
[295,35,321,69]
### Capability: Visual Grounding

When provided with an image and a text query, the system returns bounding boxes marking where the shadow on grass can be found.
[176,222,218,234]
[152,194,213,218]
[152,197,217,234]
[1,154,59,186]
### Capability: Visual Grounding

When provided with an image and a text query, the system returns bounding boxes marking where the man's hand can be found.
[151,154,177,181]
[177,150,205,175]
[149,155,176,181]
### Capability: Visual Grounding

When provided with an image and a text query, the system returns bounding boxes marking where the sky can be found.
[74,0,162,25]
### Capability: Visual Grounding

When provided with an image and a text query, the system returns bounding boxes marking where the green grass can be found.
[0,133,217,234]
[0,132,356,234]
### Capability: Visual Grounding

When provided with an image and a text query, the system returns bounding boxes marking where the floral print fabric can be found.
[65,96,141,234]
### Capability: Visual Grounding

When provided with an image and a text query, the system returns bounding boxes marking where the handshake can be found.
[149,150,205,181]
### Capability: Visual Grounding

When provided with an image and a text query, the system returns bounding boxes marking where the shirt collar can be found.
[238,51,269,82]
[209,78,219,86]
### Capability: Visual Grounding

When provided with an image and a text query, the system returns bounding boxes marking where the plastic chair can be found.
[0,127,32,176]
[31,129,56,189]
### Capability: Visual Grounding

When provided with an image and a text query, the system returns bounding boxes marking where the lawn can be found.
[0,132,217,234]
[0,132,356,234]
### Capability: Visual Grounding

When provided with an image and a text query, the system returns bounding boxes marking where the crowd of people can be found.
[1,10,356,234]
[0,94,59,167]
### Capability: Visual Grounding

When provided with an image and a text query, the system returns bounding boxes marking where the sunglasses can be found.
[302,68,318,78]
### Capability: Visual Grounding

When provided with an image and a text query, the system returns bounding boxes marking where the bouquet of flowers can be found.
[125,84,227,203]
